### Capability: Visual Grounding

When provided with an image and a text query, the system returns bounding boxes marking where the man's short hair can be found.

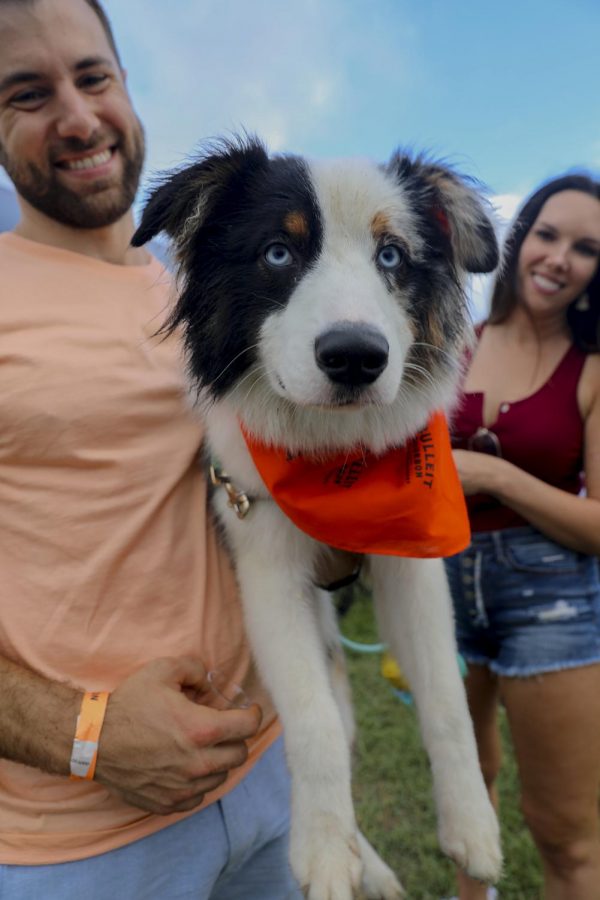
[82,0,122,67]
[0,0,123,67]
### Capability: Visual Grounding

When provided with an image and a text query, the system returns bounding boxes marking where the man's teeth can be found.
[63,149,112,170]
[532,273,562,292]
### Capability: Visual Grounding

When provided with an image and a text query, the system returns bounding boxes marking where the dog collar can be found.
[209,462,254,519]
[240,411,470,558]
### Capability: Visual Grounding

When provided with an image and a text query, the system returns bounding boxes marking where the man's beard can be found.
[0,120,146,229]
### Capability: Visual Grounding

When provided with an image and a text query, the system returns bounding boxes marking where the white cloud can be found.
[491,193,522,226]
[104,0,339,167]
[102,0,418,177]
[467,192,523,321]
[468,274,493,322]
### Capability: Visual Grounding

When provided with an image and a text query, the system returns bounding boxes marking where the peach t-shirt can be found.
[0,233,279,864]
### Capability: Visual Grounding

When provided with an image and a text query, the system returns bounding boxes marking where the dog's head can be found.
[133,137,497,452]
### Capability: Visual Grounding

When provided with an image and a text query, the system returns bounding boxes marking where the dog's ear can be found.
[388,152,499,274]
[131,167,201,247]
[132,136,269,250]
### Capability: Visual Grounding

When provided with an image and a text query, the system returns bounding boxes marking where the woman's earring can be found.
[575,292,590,312]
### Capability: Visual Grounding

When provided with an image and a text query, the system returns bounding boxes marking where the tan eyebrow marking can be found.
[284,211,309,238]
[426,307,445,348]
[371,211,392,240]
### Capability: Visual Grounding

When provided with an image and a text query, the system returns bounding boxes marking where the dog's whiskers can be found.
[403,362,437,389]
[237,368,268,405]
[210,342,263,387]
[399,372,435,397]
[250,291,287,311]
[410,341,460,366]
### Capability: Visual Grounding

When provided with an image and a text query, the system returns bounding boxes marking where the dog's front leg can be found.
[230,515,363,900]
[314,588,404,899]
[370,555,502,885]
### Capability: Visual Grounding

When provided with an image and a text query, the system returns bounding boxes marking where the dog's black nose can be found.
[315,324,389,386]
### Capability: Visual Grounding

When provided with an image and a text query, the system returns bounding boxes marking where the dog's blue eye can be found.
[377,244,404,269]
[264,243,293,268]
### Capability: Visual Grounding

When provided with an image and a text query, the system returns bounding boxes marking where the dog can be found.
[133,137,502,900]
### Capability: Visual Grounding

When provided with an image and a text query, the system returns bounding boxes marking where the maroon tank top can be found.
[451,327,587,532]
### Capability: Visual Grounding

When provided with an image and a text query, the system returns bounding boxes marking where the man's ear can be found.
[132,136,269,250]
[388,152,499,274]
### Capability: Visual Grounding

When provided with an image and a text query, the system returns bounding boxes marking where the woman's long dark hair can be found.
[489,174,600,352]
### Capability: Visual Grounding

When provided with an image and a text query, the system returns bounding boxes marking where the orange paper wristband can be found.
[69,690,110,781]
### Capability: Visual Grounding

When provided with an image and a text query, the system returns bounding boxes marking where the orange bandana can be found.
[242,411,470,557]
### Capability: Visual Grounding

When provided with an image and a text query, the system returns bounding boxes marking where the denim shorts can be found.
[445,526,600,677]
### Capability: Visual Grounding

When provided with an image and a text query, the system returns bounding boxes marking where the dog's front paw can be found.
[291,815,363,900]
[436,785,502,884]
[358,831,404,899]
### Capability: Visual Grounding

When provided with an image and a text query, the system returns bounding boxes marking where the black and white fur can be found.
[133,137,502,900]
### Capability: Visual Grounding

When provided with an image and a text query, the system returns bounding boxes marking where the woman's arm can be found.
[453,357,600,555]
[453,450,600,555]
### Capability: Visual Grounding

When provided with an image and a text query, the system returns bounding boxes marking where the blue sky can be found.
[101,0,599,205]
[2,0,598,312]
[99,0,599,312]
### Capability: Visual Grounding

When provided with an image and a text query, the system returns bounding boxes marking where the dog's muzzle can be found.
[314,323,389,387]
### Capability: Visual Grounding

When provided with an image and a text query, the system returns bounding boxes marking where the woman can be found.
[445,173,600,900]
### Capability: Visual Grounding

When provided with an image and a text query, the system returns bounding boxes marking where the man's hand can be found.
[95,657,262,815]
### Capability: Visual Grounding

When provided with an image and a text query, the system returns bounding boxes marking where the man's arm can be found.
[0,655,81,774]
[0,654,262,815]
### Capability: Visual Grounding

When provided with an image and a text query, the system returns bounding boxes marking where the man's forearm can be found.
[0,655,82,776]
[0,654,264,814]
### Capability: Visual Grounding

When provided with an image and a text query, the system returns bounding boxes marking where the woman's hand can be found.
[452,449,507,496]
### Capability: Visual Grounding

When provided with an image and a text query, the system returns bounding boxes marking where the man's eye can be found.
[79,73,109,91]
[10,89,47,109]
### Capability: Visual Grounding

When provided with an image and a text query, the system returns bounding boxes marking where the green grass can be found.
[342,590,542,900]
